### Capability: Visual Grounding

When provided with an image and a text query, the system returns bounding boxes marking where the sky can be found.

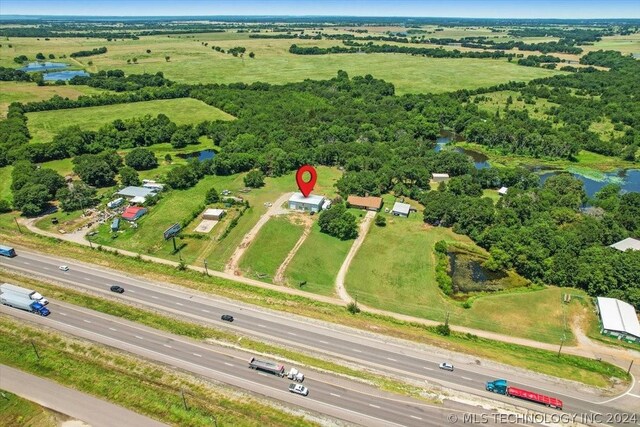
[0,0,638,19]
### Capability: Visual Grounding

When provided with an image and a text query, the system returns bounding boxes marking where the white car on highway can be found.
[439,362,454,371]
[59,265,69,271]
[289,384,309,396]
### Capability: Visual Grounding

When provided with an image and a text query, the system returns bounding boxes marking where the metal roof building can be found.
[391,202,411,217]
[116,186,157,199]
[288,193,325,213]
[609,237,640,252]
[596,297,640,343]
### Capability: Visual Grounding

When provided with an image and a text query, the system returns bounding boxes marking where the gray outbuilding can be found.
[391,202,411,218]
[288,193,325,213]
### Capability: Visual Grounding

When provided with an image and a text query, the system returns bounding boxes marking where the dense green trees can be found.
[57,181,97,212]
[10,162,65,216]
[243,170,265,188]
[125,147,158,170]
[70,47,107,58]
[205,187,220,204]
[72,151,122,187]
[318,203,358,240]
[119,166,141,186]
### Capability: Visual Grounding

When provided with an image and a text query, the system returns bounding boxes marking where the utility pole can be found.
[204,260,209,276]
[557,336,565,357]
[30,340,40,361]
[181,389,189,411]
[628,360,634,375]
[14,217,23,233]
[88,236,93,249]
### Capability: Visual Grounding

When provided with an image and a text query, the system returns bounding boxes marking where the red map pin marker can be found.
[296,165,317,197]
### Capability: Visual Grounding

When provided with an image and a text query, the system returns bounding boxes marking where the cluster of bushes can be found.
[434,240,453,296]
[70,70,173,91]
[318,203,358,240]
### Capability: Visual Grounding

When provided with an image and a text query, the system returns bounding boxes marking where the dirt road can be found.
[224,192,293,275]
[335,210,376,302]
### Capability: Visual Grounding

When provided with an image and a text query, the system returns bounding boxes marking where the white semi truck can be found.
[0,283,49,305]
[0,292,50,316]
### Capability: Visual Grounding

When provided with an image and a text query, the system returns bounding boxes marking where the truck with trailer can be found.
[248,357,286,377]
[0,283,49,305]
[486,379,563,410]
[0,245,16,258]
[0,293,50,316]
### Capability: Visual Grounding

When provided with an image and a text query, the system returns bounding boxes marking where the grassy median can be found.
[0,317,317,427]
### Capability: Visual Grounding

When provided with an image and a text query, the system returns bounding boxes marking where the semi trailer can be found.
[248,357,286,377]
[1,292,50,316]
[486,379,563,410]
[0,283,49,305]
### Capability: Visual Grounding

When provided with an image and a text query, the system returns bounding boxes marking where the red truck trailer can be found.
[486,379,563,410]
[507,386,563,409]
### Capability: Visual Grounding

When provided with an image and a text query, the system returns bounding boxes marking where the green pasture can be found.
[284,221,353,296]
[239,216,305,282]
[0,81,108,118]
[0,389,56,427]
[2,34,562,94]
[26,98,235,144]
[344,195,573,344]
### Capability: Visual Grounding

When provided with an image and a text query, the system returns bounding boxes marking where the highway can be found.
[0,301,503,427]
[2,250,639,425]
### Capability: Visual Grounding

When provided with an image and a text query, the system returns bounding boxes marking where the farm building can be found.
[116,186,158,203]
[121,206,147,221]
[609,237,640,252]
[596,297,640,344]
[203,208,226,220]
[288,193,325,213]
[498,187,508,196]
[107,198,124,209]
[347,195,383,211]
[432,173,450,182]
[142,180,165,191]
[391,202,411,217]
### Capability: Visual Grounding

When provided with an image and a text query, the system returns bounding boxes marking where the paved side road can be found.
[0,364,168,427]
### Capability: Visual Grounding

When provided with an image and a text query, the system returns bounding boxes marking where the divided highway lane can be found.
[0,250,632,420]
[0,301,504,427]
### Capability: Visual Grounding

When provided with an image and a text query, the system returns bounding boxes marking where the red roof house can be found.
[121,206,147,221]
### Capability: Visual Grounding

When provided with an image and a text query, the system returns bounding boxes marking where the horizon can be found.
[1,0,639,19]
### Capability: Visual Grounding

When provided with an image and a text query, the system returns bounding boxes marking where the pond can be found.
[176,149,216,161]
[43,70,90,81]
[539,169,640,198]
[436,131,489,169]
[448,251,509,295]
[19,62,69,71]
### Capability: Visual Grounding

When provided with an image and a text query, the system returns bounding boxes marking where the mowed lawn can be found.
[239,216,304,282]
[2,34,561,95]
[344,196,572,344]
[0,81,109,118]
[26,98,235,144]
[284,222,353,296]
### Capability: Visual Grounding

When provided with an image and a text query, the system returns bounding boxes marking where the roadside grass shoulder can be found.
[26,98,235,144]
[0,228,627,388]
[239,216,305,282]
[0,389,56,427]
[284,222,353,296]
[0,317,316,427]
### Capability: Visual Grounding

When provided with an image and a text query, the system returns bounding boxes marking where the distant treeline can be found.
[70,70,173,91]
[70,47,107,58]
[289,42,516,60]
[0,67,32,82]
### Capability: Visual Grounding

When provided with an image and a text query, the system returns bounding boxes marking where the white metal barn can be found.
[596,297,640,343]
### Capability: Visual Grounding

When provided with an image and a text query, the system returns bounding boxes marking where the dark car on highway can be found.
[110,285,125,293]
[221,314,234,322]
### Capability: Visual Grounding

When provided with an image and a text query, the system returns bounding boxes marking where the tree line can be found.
[70,46,108,58]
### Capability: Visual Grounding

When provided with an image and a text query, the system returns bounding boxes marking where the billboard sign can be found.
[163,223,181,240]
